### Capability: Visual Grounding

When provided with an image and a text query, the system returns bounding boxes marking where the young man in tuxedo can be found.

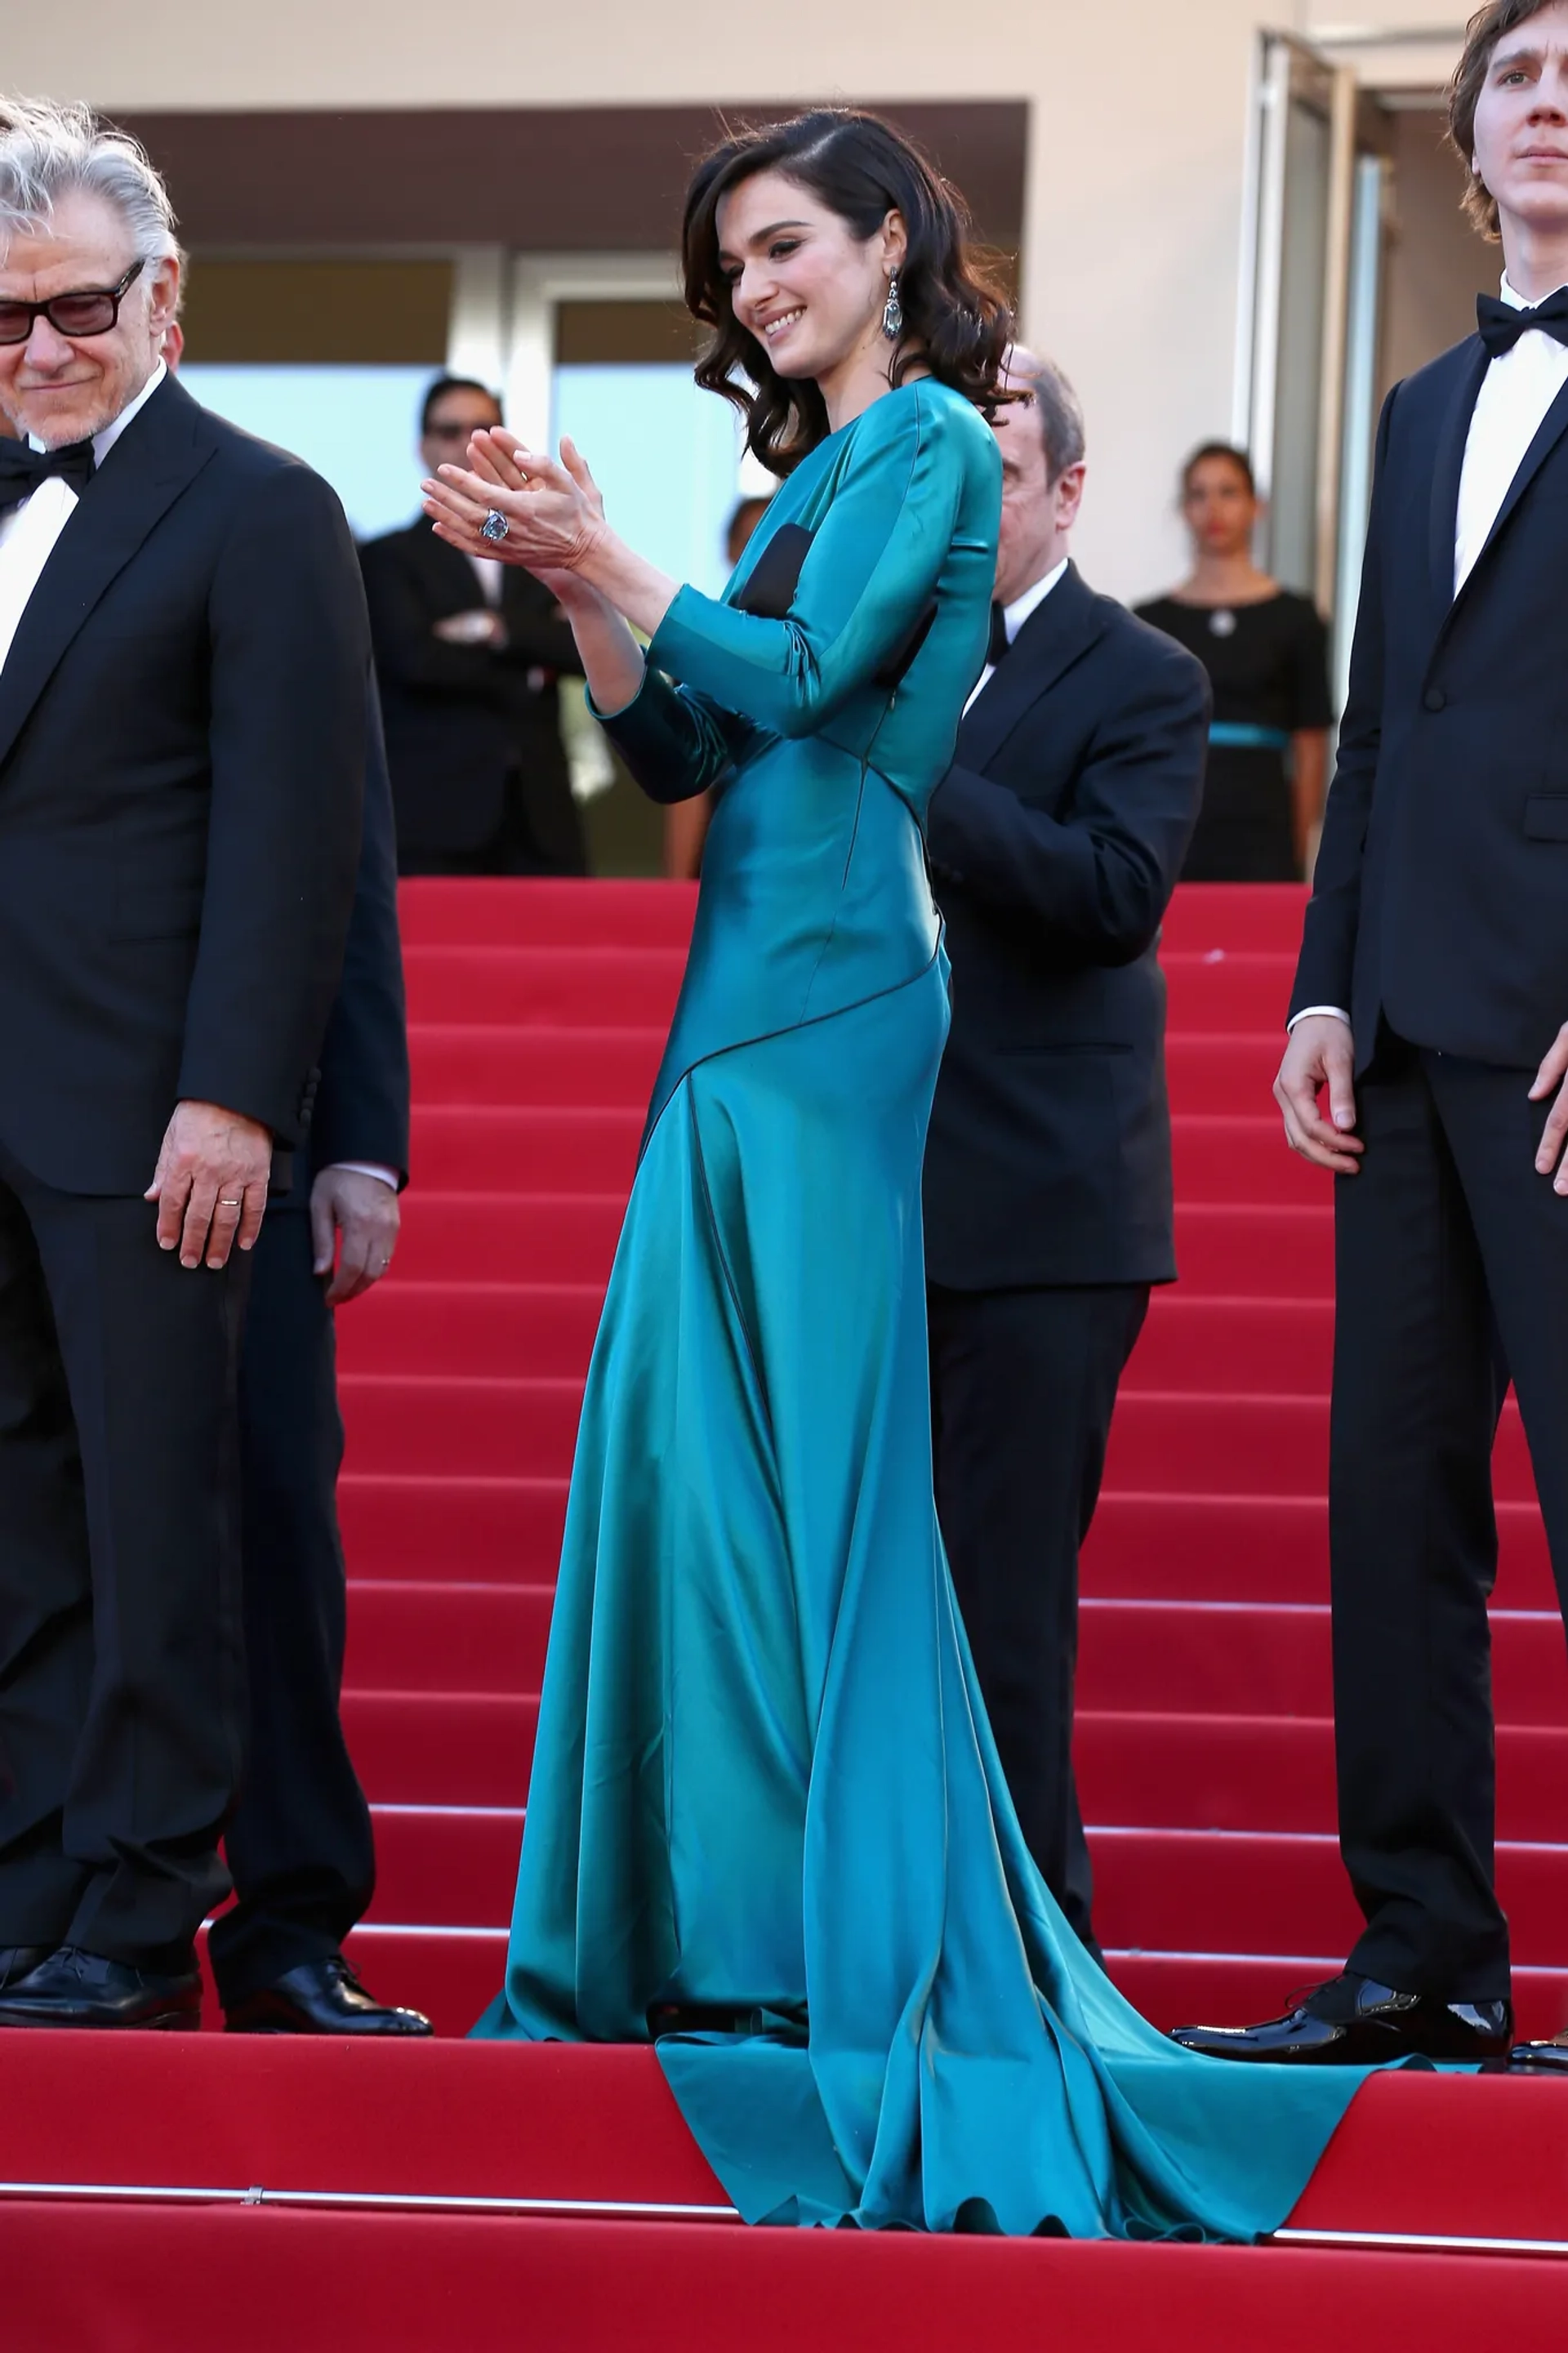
[923,352,1209,1949]
[0,102,366,2028]
[360,375,587,877]
[1175,0,1568,2070]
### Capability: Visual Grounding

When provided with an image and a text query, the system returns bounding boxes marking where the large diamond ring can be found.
[479,508,510,545]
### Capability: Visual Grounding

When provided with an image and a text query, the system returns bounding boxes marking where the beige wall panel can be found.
[18,0,1281,593]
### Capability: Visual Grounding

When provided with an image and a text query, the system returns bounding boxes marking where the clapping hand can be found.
[422,430,606,589]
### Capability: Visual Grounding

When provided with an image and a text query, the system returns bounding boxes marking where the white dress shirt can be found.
[1293,274,1568,1033]
[0,360,166,675]
[963,556,1069,715]
[0,364,397,1192]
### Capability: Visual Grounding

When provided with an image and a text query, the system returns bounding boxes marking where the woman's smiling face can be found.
[716,168,897,386]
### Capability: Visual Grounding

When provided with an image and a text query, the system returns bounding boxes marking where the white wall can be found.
[11,2,1466,600]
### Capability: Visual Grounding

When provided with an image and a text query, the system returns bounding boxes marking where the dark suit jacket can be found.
[1292,335,1568,1069]
[0,373,367,1197]
[276,684,411,1210]
[923,563,1209,1290]
[359,519,586,864]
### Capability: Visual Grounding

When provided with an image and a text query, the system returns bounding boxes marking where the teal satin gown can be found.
[474,380,1371,2235]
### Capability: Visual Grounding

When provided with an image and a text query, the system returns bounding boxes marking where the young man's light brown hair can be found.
[1447,0,1559,236]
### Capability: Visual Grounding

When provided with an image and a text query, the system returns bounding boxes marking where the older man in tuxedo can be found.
[1176,0,1568,2070]
[923,353,1209,1949]
[0,100,366,2028]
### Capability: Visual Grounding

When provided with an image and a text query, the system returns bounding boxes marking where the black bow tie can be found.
[0,436,96,516]
[987,601,1011,669]
[1476,287,1568,357]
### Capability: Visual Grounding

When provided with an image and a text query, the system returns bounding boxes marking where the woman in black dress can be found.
[1137,443,1332,881]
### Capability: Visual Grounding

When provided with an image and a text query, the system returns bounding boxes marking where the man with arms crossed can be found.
[924,353,1208,1948]
[1176,0,1568,2069]
[0,101,365,2029]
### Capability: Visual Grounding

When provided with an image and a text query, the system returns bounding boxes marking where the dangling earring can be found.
[882,270,903,342]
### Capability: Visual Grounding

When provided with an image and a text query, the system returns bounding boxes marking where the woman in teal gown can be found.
[423,109,1372,2238]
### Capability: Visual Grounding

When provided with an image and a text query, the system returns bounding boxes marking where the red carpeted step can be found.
[1173,1204,1331,1295]
[403,944,688,1027]
[1102,1392,1538,1503]
[15,2203,1568,2353]
[1081,1492,1555,1610]
[1078,1598,1568,1723]
[340,1375,581,1477]
[405,1023,1289,1118]
[1076,1711,1568,1839]
[339,1281,604,1382]
[1091,1826,1568,1961]
[1160,880,1311,954]
[399,875,698,951]
[396,1106,1318,1207]
[344,1581,553,1694]
[405,1105,644,1194]
[408,1024,666,1107]
[1160,951,1296,1032]
[363,1804,522,1927]
[392,1193,625,1284]
[342,1693,536,1807]
[339,1473,567,1583]
[1129,1295,1330,1392]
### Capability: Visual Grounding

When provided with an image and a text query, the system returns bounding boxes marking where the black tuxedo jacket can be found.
[359,519,584,860]
[923,564,1209,1289]
[0,373,368,1197]
[1293,334,1568,1067]
[275,685,411,1210]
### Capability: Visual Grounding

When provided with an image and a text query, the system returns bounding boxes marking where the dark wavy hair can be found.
[681,109,1014,476]
[1180,442,1258,499]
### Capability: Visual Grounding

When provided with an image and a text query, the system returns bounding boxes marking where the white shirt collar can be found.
[1499,271,1568,314]
[1000,556,1069,646]
[27,358,167,461]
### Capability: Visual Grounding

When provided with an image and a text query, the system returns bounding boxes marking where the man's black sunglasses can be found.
[0,258,146,347]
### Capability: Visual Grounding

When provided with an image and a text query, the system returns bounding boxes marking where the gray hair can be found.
[1006,346,1086,484]
[0,96,182,266]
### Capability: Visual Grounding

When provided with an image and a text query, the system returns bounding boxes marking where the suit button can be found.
[1423,687,1446,711]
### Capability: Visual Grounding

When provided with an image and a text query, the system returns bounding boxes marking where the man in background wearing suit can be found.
[924,353,1209,1950]
[361,375,588,877]
[0,101,366,2028]
[1176,0,1568,2070]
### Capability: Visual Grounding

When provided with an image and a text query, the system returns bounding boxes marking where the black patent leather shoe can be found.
[0,1944,201,2030]
[0,1947,51,1991]
[1171,1971,1513,2064]
[225,1954,432,2036]
[1508,2034,1568,2071]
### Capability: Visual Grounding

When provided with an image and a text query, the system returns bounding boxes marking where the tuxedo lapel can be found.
[0,374,213,773]
[1428,339,1489,617]
[1459,368,1568,603]
[957,564,1103,771]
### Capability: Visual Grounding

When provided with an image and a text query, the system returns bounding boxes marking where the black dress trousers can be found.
[1330,1031,1568,2002]
[927,1279,1150,1953]
[0,1143,248,1969]
[206,1205,376,2007]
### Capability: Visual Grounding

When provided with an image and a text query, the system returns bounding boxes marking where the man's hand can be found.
[310,1166,400,1306]
[145,1101,272,1268]
[1530,1023,1568,1193]
[1274,1016,1365,1175]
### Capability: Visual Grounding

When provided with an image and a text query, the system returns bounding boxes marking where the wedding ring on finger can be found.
[480,509,510,544]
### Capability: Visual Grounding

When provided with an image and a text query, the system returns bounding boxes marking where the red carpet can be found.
[6,878,1568,2343]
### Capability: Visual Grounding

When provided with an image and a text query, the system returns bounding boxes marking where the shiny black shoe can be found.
[1508,2034,1568,2071]
[0,1944,201,2030]
[224,1954,432,2036]
[0,1947,51,1991]
[1171,1971,1513,2064]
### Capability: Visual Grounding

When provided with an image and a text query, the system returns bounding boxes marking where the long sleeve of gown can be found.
[597,385,982,803]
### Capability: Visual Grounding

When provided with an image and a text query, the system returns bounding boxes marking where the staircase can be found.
[8,876,1568,2349]
[323,876,1568,2040]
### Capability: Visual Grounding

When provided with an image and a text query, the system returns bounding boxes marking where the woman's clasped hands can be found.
[421,427,607,579]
